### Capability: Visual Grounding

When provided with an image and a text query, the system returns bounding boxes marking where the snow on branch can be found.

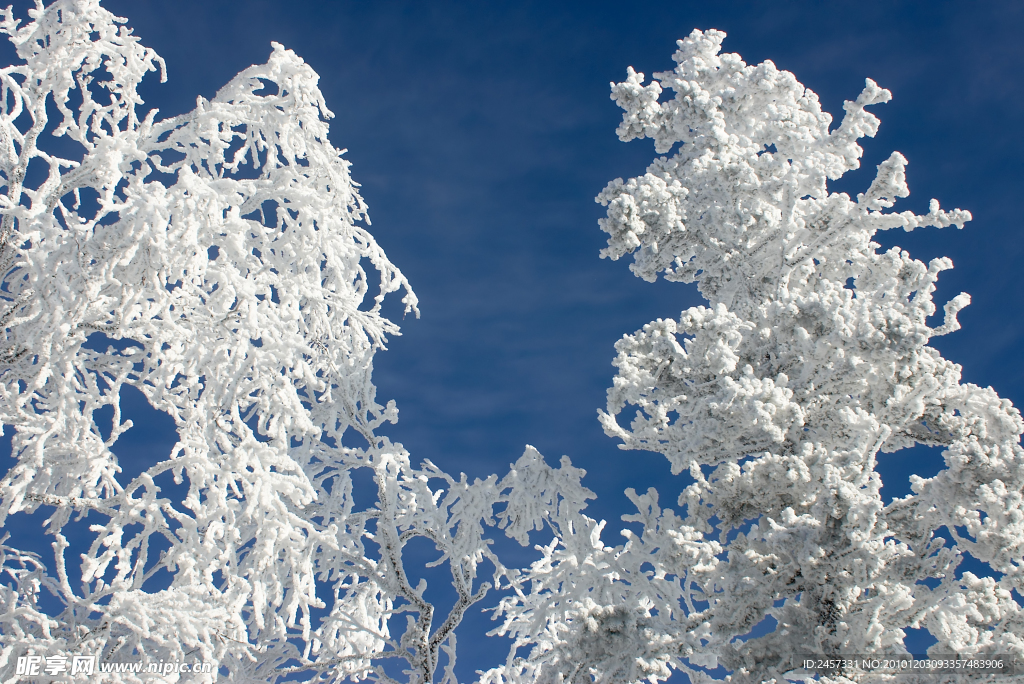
[0,3,587,682]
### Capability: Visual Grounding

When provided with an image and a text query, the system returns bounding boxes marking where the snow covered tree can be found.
[0,2,593,682]
[484,29,1024,684]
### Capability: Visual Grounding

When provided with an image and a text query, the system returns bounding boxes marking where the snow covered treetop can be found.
[598,28,970,313]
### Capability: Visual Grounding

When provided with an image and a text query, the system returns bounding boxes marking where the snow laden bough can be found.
[482,29,1024,684]
[0,2,594,683]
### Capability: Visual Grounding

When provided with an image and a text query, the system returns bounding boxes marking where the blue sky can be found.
[5,0,1024,680]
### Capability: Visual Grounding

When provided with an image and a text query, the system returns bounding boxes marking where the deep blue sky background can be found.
[4,0,1024,680]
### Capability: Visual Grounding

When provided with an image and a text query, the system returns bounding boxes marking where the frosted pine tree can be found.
[0,2,592,682]
[485,29,1024,684]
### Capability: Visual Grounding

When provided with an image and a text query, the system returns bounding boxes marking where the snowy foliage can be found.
[0,2,595,682]
[484,29,1024,684]
[2,4,1021,683]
